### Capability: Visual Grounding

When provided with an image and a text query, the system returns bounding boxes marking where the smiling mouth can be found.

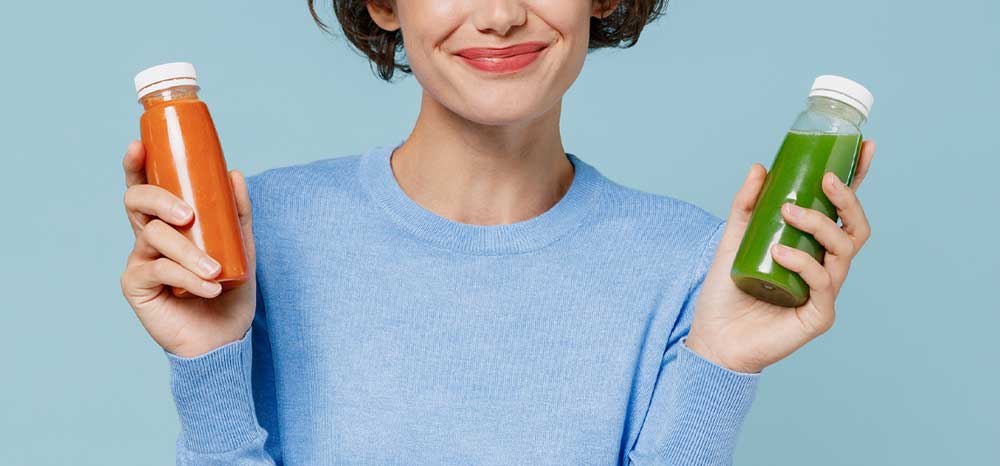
[454,42,549,74]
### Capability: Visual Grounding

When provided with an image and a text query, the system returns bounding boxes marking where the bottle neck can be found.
[805,95,867,128]
[139,85,200,110]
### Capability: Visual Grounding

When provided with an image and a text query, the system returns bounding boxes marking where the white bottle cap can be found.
[808,75,874,119]
[134,62,199,100]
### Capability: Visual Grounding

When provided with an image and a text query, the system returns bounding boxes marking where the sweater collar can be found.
[360,138,603,256]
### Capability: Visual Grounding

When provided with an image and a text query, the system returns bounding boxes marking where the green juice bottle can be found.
[731,75,874,307]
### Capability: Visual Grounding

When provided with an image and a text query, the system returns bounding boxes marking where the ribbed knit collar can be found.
[360,138,603,256]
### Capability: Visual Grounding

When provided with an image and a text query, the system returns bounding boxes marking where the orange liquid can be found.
[139,98,248,297]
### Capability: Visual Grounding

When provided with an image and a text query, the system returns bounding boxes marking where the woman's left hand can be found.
[685,140,876,374]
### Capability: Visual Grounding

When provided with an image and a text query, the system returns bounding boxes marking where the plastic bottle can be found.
[730,75,874,307]
[134,62,249,297]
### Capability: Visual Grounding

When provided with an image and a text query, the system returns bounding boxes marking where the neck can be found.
[389,90,574,226]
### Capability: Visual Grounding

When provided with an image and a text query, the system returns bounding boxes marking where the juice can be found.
[729,75,872,307]
[135,63,248,297]
[730,131,861,307]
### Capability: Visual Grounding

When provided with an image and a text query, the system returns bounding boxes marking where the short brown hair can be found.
[308,0,670,81]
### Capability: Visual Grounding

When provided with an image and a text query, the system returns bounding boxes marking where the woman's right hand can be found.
[119,140,257,358]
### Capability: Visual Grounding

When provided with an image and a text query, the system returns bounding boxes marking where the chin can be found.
[451,91,553,127]
[458,104,546,127]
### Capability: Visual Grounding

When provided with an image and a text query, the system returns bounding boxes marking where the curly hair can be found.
[308,0,670,81]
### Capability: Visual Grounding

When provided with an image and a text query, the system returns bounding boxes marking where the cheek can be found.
[397,0,462,56]
[534,0,594,37]
[533,0,593,66]
[540,3,593,81]
[396,1,463,81]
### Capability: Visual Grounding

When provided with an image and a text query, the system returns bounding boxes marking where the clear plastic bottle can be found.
[134,62,249,297]
[730,75,874,307]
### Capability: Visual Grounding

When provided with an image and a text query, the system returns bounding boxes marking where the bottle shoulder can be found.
[790,95,866,135]
[138,99,213,134]
[139,98,209,119]
[789,108,863,135]
[139,85,203,111]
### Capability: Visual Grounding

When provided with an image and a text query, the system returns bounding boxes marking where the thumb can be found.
[229,170,256,272]
[718,163,767,254]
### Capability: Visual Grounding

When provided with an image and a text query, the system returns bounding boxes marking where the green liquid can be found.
[730,131,861,307]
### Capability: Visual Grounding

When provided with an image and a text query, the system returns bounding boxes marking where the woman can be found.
[119,1,875,465]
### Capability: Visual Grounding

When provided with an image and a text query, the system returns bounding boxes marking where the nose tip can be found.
[472,0,527,36]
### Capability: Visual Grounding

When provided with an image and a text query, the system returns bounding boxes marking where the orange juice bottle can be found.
[134,62,249,297]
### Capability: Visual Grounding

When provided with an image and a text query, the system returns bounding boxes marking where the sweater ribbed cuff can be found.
[165,329,263,454]
[655,337,760,463]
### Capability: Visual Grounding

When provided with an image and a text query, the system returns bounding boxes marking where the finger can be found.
[229,170,256,268]
[131,219,222,280]
[822,171,872,246]
[770,243,836,334]
[780,203,855,258]
[124,184,194,233]
[230,170,252,230]
[130,257,223,299]
[719,163,767,250]
[849,140,875,192]
[123,140,148,188]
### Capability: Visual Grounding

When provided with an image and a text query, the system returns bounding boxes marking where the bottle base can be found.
[731,273,807,308]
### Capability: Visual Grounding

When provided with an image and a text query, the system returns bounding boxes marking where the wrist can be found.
[684,332,764,374]
[166,336,242,359]
[163,322,253,359]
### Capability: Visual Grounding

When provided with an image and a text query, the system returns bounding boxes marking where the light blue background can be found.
[2,1,997,464]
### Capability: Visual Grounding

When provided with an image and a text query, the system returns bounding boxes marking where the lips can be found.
[455,42,548,59]
[454,42,549,74]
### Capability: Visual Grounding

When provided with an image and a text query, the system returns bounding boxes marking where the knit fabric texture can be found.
[165,139,760,466]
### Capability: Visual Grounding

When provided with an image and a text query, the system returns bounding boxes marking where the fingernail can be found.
[773,243,789,256]
[202,281,222,295]
[198,256,221,276]
[826,173,844,191]
[173,203,192,221]
[783,203,802,219]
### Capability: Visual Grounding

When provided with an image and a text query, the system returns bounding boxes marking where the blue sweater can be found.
[166,140,760,466]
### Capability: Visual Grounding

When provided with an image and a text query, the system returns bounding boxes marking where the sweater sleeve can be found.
[627,220,760,466]
[165,285,281,466]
